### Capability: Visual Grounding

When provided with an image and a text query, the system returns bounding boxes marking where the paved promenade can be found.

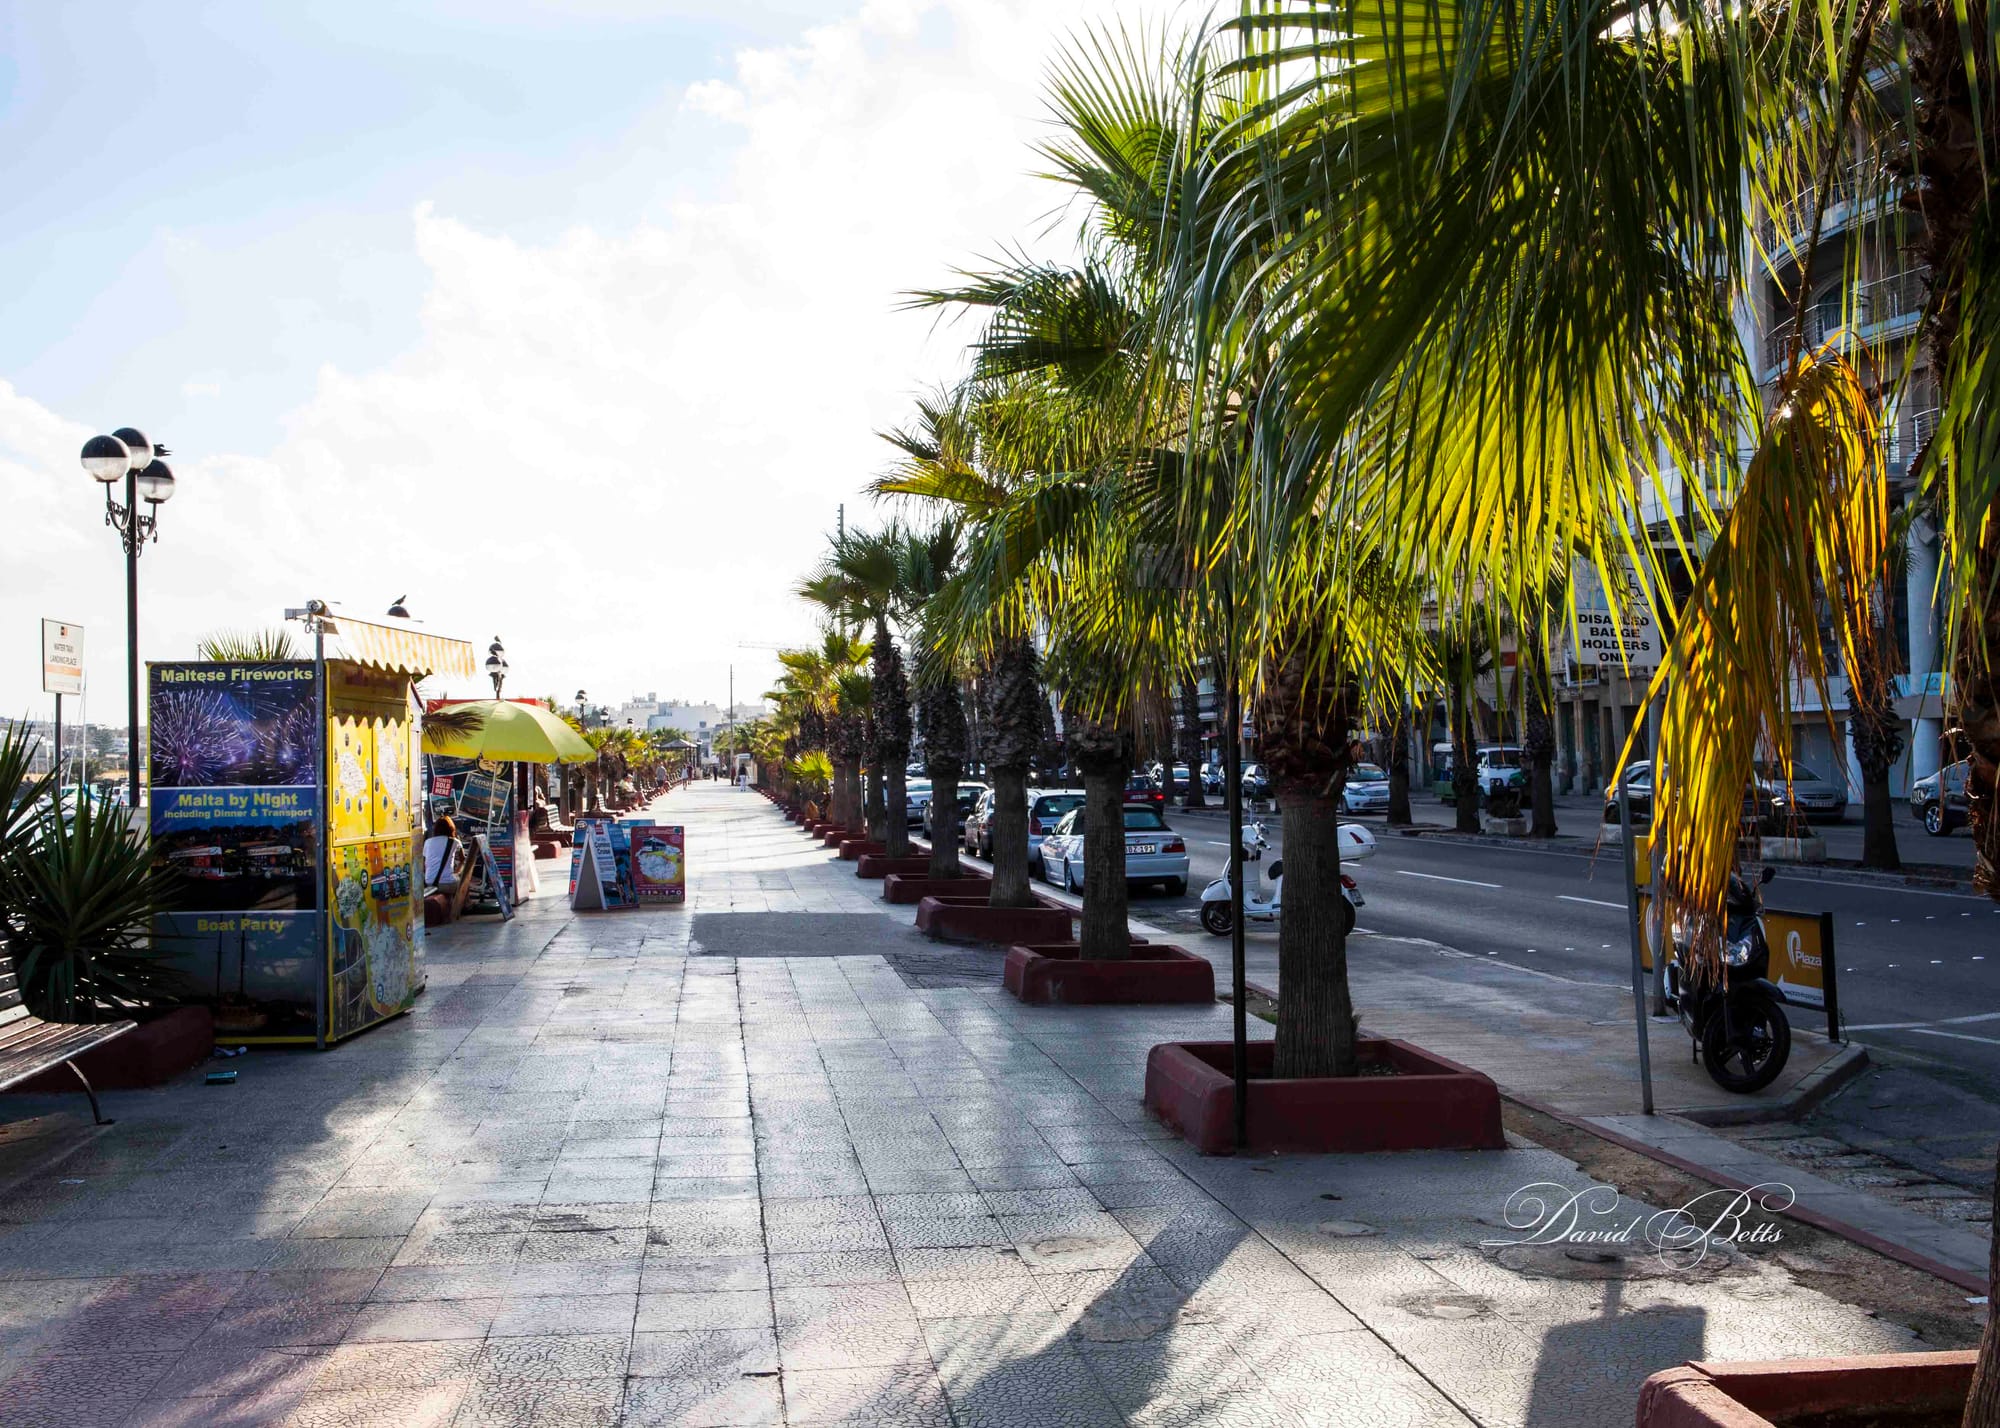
[0,785,1950,1426]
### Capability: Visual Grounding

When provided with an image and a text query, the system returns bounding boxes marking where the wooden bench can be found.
[0,954,133,1125]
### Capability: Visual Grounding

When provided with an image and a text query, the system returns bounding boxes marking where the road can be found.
[1058,806,2000,1098]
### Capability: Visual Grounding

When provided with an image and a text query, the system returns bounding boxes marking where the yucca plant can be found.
[2,794,181,1023]
[196,627,300,661]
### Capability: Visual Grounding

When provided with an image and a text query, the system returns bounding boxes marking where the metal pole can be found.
[124,468,141,811]
[1618,767,1654,1114]
[1225,638,1248,1150]
[52,694,62,792]
[313,622,328,1052]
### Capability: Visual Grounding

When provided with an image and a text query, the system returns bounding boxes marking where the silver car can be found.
[1340,763,1391,813]
[1754,759,1847,823]
[1037,805,1190,895]
[962,787,1083,859]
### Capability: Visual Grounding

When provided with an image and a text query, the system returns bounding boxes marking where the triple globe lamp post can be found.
[78,428,176,810]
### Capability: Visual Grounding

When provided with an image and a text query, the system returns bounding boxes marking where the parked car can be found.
[1602,761,1780,835]
[1240,763,1272,800]
[1201,763,1225,794]
[1910,757,1971,836]
[904,779,932,827]
[1340,763,1391,814]
[1435,744,1527,802]
[1123,774,1165,810]
[1752,759,1847,823]
[927,782,988,841]
[961,787,1085,859]
[1037,805,1190,894]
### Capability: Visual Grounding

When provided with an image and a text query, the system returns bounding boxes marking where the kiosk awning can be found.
[327,614,476,679]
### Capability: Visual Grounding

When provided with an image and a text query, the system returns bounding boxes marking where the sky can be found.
[0,0,1178,726]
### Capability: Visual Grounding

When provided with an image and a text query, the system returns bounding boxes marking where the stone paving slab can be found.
[0,784,1939,1426]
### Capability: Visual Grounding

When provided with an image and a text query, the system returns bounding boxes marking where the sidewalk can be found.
[0,783,1970,1428]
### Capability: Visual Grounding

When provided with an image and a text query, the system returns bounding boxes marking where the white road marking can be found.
[1397,870,1502,889]
[1911,1028,2000,1047]
[1846,1011,2000,1031]
[1559,894,1627,910]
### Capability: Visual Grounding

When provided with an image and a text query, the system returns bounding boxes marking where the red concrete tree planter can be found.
[820,829,849,847]
[915,895,1073,945]
[855,854,932,879]
[6,1007,215,1094]
[1004,943,1214,1005]
[1144,1038,1505,1156]
[837,838,886,861]
[1636,1351,1976,1427]
[882,873,990,905]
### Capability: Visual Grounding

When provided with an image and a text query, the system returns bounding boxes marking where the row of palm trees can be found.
[773,1,2000,1400]
[766,3,2000,1408]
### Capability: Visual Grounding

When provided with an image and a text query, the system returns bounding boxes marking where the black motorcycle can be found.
[1665,865,1793,1093]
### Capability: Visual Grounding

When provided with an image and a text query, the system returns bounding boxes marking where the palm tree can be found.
[981,633,1048,909]
[1176,676,1206,810]
[894,521,974,878]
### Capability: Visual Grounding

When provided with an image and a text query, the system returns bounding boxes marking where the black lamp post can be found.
[81,428,175,810]
[575,690,587,727]
[485,638,508,698]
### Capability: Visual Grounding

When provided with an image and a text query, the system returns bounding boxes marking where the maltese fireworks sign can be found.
[149,661,323,1041]
[147,657,428,1047]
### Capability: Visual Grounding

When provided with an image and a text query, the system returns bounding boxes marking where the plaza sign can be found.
[41,618,83,695]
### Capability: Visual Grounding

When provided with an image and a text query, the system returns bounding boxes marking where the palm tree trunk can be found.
[927,767,961,878]
[1861,774,1901,869]
[1179,680,1206,809]
[864,763,885,842]
[1452,698,1480,834]
[1273,786,1358,1078]
[988,765,1034,907]
[1387,700,1413,826]
[1077,752,1130,961]
[885,766,910,856]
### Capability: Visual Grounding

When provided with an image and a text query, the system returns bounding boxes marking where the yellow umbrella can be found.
[421,700,594,764]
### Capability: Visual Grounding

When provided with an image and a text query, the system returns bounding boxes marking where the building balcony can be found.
[1754,165,1907,263]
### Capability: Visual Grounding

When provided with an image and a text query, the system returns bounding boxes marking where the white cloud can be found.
[3,0,1176,722]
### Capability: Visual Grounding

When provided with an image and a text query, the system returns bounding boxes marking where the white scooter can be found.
[1199,821,1376,937]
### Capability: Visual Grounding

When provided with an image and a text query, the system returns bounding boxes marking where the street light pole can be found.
[81,428,175,810]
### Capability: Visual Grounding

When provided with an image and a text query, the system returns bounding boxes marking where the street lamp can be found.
[81,427,175,810]
[485,638,508,698]
[574,690,587,727]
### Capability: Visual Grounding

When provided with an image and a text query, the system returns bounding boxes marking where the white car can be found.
[1037,805,1190,894]
[1340,763,1391,813]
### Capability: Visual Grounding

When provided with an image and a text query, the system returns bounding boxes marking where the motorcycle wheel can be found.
[1699,992,1791,1094]
[1200,902,1232,936]
[1339,898,1355,938]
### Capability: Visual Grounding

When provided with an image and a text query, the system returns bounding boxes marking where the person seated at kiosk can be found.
[422,815,462,890]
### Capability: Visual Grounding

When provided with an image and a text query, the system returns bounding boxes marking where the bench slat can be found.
[0,1020,136,1092]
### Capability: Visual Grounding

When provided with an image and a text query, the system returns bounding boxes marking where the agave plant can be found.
[1,791,181,1023]
[196,627,300,661]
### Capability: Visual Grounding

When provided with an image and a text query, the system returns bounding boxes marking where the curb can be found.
[1505,1088,1989,1295]
[1231,989,1974,1291]
[1675,1044,1872,1127]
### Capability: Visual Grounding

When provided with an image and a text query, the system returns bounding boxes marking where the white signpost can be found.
[41,619,84,695]
[40,619,84,792]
